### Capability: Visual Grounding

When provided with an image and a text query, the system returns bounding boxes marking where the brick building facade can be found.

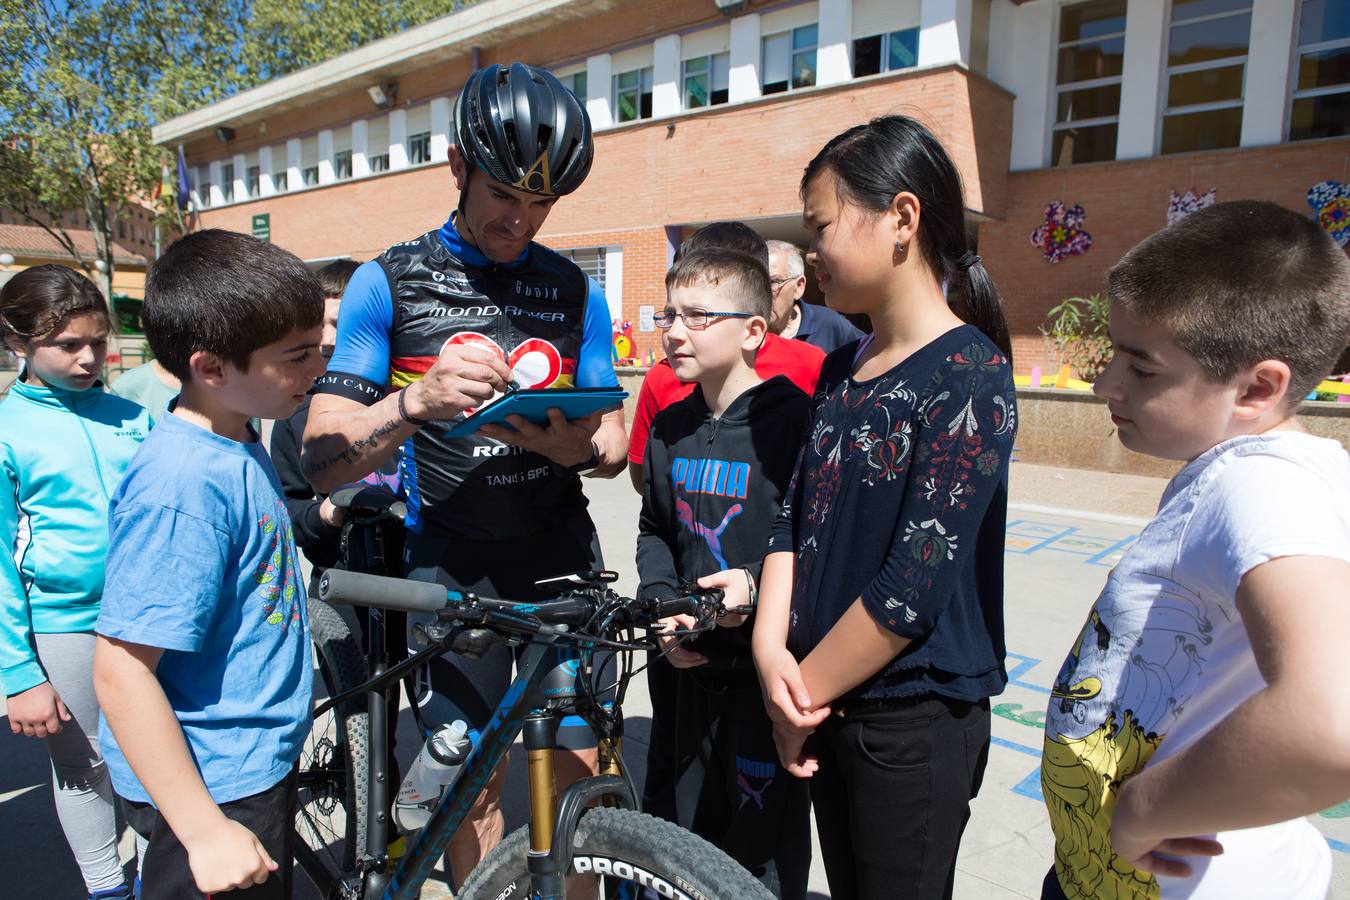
[154,0,1349,371]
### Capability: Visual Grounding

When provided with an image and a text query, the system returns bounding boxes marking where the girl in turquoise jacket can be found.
[1,266,150,899]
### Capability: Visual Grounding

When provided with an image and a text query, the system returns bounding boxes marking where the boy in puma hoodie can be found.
[637,247,812,899]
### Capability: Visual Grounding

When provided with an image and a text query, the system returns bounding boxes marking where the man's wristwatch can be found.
[565,442,601,474]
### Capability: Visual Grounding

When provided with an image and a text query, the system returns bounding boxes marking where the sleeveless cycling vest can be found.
[378,230,591,540]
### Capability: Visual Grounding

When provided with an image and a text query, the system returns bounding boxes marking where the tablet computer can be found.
[444,387,628,438]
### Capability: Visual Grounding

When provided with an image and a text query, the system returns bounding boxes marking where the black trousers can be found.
[670,666,811,900]
[810,695,991,900]
[123,768,298,900]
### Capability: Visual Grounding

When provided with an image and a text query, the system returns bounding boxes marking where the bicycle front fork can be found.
[523,715,636,900]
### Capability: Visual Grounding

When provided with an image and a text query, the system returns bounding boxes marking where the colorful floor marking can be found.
[1005,519,1138,567]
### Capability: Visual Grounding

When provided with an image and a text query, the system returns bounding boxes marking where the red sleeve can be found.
[629,362,696,464]
[756,334,825,396]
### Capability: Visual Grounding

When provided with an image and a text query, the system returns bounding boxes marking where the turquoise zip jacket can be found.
[0,378,150,695]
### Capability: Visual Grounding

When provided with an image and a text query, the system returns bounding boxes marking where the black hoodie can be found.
[637,375,811,667]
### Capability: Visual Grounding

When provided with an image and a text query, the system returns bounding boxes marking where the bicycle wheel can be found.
[458,806,775,900]
[295,597,370,895]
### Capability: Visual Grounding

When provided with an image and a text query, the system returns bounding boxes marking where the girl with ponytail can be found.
[751,116,1018,899]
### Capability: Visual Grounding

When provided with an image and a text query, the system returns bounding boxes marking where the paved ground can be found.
[3,463,1346,897]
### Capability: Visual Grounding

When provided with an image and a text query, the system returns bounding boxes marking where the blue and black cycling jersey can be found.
[318,215,619,540]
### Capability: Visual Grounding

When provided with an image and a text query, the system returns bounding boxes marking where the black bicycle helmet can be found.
[453,62,594,197]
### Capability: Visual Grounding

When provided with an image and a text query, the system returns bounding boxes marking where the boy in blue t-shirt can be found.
[93,229,327,899]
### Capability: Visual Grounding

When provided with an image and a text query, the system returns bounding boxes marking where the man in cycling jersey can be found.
[302,63,627,881]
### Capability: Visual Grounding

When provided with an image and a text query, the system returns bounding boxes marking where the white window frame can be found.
[407,131,432,165]
[1049,0,1127,166]
[334,149,353,180]
[762,24,819,95]
[1158,1,1253,154]
[612,66,654,123]
[681,52,731,109]
[1289,1,1350,140]
[852,27,921,78]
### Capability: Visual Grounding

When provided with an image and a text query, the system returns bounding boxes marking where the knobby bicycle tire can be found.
[457,806,775,900]
[296,597,371,895]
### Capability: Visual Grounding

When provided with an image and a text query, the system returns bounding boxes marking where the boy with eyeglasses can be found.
[637,247,813,898]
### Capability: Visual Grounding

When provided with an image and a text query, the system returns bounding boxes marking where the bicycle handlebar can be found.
[319,569,448,612]
[316,569,724,635]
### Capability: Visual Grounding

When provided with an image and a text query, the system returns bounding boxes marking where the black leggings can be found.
[809,695,991,900]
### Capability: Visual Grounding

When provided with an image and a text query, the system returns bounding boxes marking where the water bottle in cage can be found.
[393,720,472,832]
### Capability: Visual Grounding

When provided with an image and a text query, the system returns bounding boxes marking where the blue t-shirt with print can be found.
[97,412,312,805]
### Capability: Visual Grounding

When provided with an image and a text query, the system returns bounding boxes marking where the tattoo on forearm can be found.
[303,418,403,476]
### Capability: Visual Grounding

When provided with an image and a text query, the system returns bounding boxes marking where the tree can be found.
[241,0,468,83]
[0,0,245,296]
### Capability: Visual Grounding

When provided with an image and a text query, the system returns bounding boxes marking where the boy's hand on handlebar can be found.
[479,408,603,468]
[318,496,347,528]
[657,614,708,668]
[697,570,751,627]
[7,681,70,737]
[185,817,278,894]
[405,344,512,421]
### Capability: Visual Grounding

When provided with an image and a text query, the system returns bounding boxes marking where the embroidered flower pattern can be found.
[785,340,1017,633]
[1307,180,1350,247]
[1030,201,1093,263]
[255,501,302,629]
[1166,188,1216,226]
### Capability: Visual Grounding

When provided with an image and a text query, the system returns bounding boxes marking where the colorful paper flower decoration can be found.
[1307,180,1350,248]
[1167,188,1216,226]
[1030,201,1093,264]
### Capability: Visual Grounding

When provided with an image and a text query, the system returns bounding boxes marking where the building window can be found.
[334,150,352,180]
[117,220,125,239]
[1290,0,1350,141]
[221,163,235,202]
[1160,0,1251,155]
[762,24,818,95]
[1050,0,1125,166]
[408,131,432,165]
[853,28,919,78]
[303,165,319,187]
[565,71,588,104]
[199,182,212,207]
[613,67,653,122]
[370,153,390,173]
[683,53,730,109]
[274,171,288,192]
[558,247,606,289]
[246,165,260,197]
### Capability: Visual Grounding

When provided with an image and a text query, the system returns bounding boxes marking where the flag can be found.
[153,161,172,203]
[175,145,192,210]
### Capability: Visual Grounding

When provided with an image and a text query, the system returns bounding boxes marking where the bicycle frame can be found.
[300,608,636,900]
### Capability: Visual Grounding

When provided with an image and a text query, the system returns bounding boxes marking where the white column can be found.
[351,119,370,178]
[652,35,681,117]
[231,153,247,201]
[816,0,854,86]
[286,139,302,189]
[993,0,1056,170]
[586,54,613,128]
[258,145,276,197]
[430,97,451,164]
[1241,0,1298,147]
[207,160,224,206]
[604,247,624,320]
[388,108,409,170]
[317,129,335,184]
[1116,0,1167,160]
[918,0,973,67]
[729,13,762,103]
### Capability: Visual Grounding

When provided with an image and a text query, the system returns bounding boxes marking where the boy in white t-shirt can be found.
[1040,200,1350,900]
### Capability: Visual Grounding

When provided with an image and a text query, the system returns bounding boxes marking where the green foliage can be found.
[0,0,468,294]
[242,0,467,83]
[1040,293,1112,383]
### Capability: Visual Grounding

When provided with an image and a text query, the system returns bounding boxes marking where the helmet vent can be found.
[535,124,554,160]
[502,121,522,167]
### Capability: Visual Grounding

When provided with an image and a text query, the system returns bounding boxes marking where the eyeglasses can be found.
[770,277,795,289]
[653,309,754,330]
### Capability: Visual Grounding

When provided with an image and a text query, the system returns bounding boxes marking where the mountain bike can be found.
[292,490,772,900]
